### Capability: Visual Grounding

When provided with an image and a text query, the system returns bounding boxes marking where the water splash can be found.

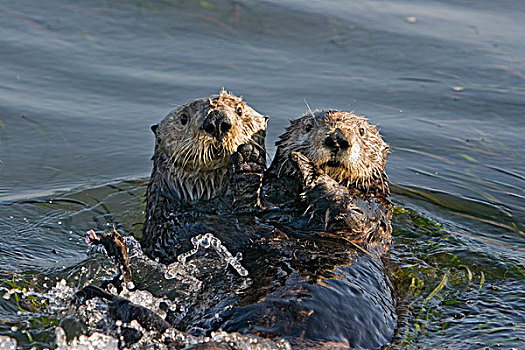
[0,336,17,350]
[209,331,292,350]
[44,279,77,312]
[176,233,249,277]
[119,288,170,319]
[123,235,144,258]
[56,327,118,350]
[159,328,292,350]
[55,325,292,350]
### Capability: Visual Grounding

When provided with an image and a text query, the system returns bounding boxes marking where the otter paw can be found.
[229,143,265,174]
[289,151,326,189]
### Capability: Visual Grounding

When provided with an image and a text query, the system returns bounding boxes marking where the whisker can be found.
[304,99,315,118]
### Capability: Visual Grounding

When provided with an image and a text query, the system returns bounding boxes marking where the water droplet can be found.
[176,233,249,277]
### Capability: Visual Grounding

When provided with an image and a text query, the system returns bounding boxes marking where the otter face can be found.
[277,111,389,189]
[150,90,267,202]
[155,90,267,174]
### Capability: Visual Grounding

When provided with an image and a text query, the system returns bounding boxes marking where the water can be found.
[0,0,524,348]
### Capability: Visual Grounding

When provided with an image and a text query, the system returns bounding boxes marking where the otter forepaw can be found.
[227,143,266,211]
[229,143,265,174]
[289,151,326,189]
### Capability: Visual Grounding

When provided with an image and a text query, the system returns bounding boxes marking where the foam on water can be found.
[44,279,77,312]
[0,328,293,350]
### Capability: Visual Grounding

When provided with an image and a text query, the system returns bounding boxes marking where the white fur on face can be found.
[349,142,361,164]
[156,90,267,201]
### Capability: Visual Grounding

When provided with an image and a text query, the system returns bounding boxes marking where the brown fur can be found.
[114,105,395,348]
[264,110,392,250]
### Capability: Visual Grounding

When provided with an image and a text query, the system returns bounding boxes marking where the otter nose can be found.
[324,128,349,151]
[202,111,232,139]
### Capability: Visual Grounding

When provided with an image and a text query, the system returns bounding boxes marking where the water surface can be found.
[0,0,524,348]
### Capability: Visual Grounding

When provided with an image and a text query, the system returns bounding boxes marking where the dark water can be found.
[0,0,524,348]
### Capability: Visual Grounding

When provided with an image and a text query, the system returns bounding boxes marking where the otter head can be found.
[276,110,389,194]
[152,90,267,202]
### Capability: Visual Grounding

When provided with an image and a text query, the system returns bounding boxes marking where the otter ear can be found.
[151,124,159,135]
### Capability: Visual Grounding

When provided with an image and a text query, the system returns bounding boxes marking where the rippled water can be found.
[1,0,524,348]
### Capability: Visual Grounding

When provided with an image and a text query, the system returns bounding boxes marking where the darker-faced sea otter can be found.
[268,110,389,193]
[262,110,391,250]
[215,111,395,348]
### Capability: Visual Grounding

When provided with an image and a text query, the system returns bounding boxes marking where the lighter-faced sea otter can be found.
[141,90,268,263]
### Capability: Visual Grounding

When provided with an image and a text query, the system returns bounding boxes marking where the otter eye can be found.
[305,124,313,133]
[180,113,189,125]
[359,127,365,136]
[236,105,243,115]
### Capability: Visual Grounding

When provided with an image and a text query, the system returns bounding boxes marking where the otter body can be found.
[215,111,395,348]
[138,102,395,348]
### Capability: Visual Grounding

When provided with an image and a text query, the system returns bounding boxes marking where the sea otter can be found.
[143,107,395,348]
[214,111,395,348]
[141,89,268,263]
[262,110,392,250]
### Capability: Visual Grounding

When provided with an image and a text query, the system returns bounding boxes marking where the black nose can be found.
[324,128,349,151]
[202,110,232,139]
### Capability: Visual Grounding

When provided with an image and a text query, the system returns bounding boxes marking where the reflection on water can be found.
[0,0,523,348]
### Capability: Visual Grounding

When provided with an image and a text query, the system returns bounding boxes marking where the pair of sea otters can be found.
[83,90,395,349]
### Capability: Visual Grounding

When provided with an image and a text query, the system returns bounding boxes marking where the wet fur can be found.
[264,110,392,249]
[142,90,267,261]
[267,110,389,196]
[137,104,396,348]
[151,90,267,202]
[227,111,396,347]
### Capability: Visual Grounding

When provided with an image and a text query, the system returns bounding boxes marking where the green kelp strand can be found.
[424,272,448,304]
